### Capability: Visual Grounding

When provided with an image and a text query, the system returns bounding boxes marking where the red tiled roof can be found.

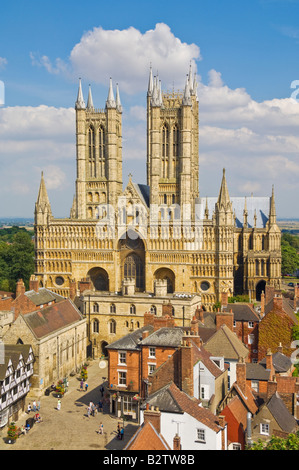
[125,421,170,450]
[22,299,83,339]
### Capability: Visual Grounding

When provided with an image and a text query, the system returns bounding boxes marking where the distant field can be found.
[277,220,299,234]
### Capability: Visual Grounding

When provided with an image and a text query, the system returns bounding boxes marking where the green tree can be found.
[9,231,34,289]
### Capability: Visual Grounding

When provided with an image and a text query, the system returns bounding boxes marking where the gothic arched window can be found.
[88,126,95,177]
[124,254,144,290]
[99,125,105,177]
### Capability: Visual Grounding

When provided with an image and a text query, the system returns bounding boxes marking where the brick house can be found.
[106,312,228,421]
[218,358,258,449]
[258,290,298,361]
[3,279,87,397]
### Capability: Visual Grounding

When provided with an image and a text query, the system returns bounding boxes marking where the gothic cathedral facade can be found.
[34,66,281,314]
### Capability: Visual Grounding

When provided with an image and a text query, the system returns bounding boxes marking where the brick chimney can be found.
[273,294,283,312]
[267,376,277,399]
[78,277,92,294]
[194,305,204,323]
[216,310,234,331]
[266,349,275,381]
[180,338,194,397]
[236,357,247,397]
[221,292,229,308]
[29,275,39,293]
[16,279,25,298]
[173,434,181,450]
[143,404,161,434]
[69,279,77,301]
[162,302,173,317]
[260,291,265,316]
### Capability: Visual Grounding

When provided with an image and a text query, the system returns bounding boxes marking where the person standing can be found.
[99,422,104,434]
[57,399,61,411]
[120,427,124,440]
[85,381,88,392]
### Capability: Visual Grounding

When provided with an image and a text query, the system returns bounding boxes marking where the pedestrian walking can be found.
[87,406,91,418]
[99,422,104,434]
[120,427,124,440]
[57,399,61,411]
[98,400,103,412]
[32,400,37,412]
[37,400,41,411]
[100,386,104,397]
[85,381,88,392]
[27,403,31,414]
[80,379,84,391]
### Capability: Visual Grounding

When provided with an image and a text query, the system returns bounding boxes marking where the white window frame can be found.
[149,347,156,358]
[118,371,127,386]
[118,351,126,365]
[260,423,270,435]
[248,321,254,328]
[196,428,206,443]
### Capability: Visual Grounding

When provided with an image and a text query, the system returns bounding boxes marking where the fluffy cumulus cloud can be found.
[31,23,200,93]
[0,105,75,217]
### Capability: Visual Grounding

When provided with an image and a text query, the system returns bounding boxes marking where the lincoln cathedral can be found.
[34,66,281,356]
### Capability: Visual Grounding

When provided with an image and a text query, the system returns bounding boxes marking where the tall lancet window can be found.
[99,125,105,177]
[88,126,96,177]
[172,124,179,178]
[162,124,169,178]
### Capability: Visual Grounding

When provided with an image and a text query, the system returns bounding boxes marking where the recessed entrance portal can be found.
[87,267,109,291]
[256,280,266,301]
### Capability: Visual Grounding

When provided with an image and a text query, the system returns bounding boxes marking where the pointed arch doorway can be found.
[118,230,145,292]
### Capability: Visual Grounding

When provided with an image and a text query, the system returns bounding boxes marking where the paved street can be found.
[0,359,139,451]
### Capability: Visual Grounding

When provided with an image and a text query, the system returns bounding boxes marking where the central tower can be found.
[146,65,199,214]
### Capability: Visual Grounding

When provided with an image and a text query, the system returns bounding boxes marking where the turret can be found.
[34,172,52,225]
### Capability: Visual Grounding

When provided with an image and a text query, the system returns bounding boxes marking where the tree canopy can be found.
[0,228,34,292]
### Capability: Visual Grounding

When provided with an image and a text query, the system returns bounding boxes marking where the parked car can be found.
[288,282,295,287]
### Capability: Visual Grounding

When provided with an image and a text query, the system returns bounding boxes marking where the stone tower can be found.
[146,65,199,215]
[74,78,123,220]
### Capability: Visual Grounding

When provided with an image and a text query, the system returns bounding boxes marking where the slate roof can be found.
[106,325,154,351]
[223,303,260,322]
[259,352,293,374]
[132,183,150,208]
[142,382,223,433]
[141,327,185,348]
[24,288,65,307]
[21,298,84,339]
[266,392,298,434]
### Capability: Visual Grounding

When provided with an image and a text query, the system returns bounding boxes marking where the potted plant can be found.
[6,422,20,444]
[55,380,65,398]
[80,364,88,381]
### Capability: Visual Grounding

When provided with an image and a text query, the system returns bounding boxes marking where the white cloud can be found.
[32,23,200,94]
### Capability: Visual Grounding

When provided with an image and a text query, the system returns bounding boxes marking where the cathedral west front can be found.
[34,66,281,356]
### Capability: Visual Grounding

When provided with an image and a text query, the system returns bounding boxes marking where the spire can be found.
[243,197,248,227]
[182,74,191,106]
[217,168,231,210]
[75,78,85,110]
[188,62,193,94]
[36,171,51,209]
[86,85,94,111]
[269,184,277,225]
[151,74,161,107]
[158,80,163,106]
[204,197,209,219]
[35,171,52,224]
[115,83,122,112]
[148,64,153,96]
[106,77,116,109]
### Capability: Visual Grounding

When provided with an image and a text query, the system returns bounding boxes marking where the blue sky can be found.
[1,0,299,218]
